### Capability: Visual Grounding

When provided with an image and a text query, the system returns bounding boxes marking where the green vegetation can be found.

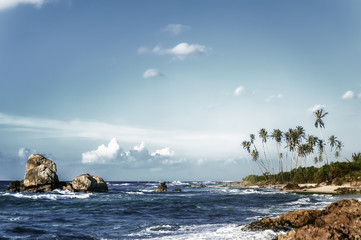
[240,109,357,185]
[241,154,361,185]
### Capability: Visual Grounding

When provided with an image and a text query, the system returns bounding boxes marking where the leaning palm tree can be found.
[241,141,254,174]
[314,109,329,164]
[259,128,274,174]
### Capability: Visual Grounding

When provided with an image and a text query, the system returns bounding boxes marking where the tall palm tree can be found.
[259,128,274,174]
[314,109,329,164]
[271,129,283,173]
[328,135,337,161]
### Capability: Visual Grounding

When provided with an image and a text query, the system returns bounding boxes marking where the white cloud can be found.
[308,104,326,113]
[18,147,37,159]
[358,93,361,99]
[234,86,244,96]
[151,147,175,157]
[265,94,283,102]
[0,112,244,160]
[150,42,209,60]
[342,90,354,99]
[163,24,190,36]
[143,68,161,78]
[82,137,121,164]
[0,0,47,11]
[82,138,180,168]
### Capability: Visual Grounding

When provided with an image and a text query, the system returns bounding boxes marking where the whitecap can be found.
[4,191,91,200]
[129,223,279,240]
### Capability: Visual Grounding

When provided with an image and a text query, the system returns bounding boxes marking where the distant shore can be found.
[216,181,361,195]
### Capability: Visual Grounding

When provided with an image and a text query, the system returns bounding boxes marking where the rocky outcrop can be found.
[154,182,167,192]
[72,174,108,192]
[6,154,107,193]
[7,154,59,193]
[247,199,361,240]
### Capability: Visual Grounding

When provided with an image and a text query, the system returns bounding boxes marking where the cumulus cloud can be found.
[265,94,283,102]
[151,147,175,157]
[143,68,161,78]
[82,138,178,168]
[0,0,47,11]
[342,90,354,99]
[234,86,244,96]
[163,24,190,36]
[82,137,121,164]
[308,104,326,113]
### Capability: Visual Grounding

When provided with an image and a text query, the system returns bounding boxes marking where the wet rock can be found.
[248,209,322,231]
[6,180,22,192]
[154,182,167,192]
[247,199,361,240]
[72,174,108,192]
[172,188,182,192]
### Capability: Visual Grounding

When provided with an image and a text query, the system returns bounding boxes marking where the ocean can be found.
[0,181,357,239]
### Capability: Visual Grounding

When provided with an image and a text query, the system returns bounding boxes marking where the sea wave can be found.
[127,223,279,240]
[2,190,91,200]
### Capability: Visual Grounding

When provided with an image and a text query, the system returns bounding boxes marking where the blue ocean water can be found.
[0,181,356,239]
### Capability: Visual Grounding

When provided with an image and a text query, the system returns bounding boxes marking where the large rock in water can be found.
[21,154,59,192]
[247,199,361,240]
[72,174,108,192]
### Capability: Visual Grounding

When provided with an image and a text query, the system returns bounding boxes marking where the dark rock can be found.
[247,199,361,240]
[172,188,182,192]
[6,180,22,192]
[154,182,167,192]
[72,174,108,192]
[248,209,322,232]
[283,183,300,190]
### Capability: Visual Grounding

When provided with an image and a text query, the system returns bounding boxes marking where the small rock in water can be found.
[154,182,167,192]
[172,188,182,192]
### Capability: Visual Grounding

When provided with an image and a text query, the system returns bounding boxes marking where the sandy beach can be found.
[283,182,361,194]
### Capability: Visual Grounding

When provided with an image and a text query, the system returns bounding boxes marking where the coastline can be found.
[216,181,361,195]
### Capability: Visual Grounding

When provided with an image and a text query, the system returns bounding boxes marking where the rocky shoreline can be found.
[6,154,108,193]
[246,199,361,239]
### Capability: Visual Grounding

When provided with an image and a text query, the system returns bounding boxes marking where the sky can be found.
[1,0,361,181]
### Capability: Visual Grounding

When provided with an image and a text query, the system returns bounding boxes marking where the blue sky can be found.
[1,0,361,181]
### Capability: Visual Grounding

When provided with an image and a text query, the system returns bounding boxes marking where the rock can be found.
[72,174,108,192]
[154,182,167,192]
[247,199,361,240]
[248,209,322,232]
[6,180,22,192]
[172,188,182,192]
[6,154,59,193]
[283,183,300,190]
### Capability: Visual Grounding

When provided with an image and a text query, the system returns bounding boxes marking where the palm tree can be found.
[271,129,283,173]
[314,109,329,164]
[241,141,254,174]
[328,135,337,161]
[335,140,343,159]
[259,128,274,174]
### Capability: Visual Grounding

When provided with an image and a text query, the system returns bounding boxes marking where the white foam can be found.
[3,191,91,200]
[128,223,279,240]
[126,191,144,195]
